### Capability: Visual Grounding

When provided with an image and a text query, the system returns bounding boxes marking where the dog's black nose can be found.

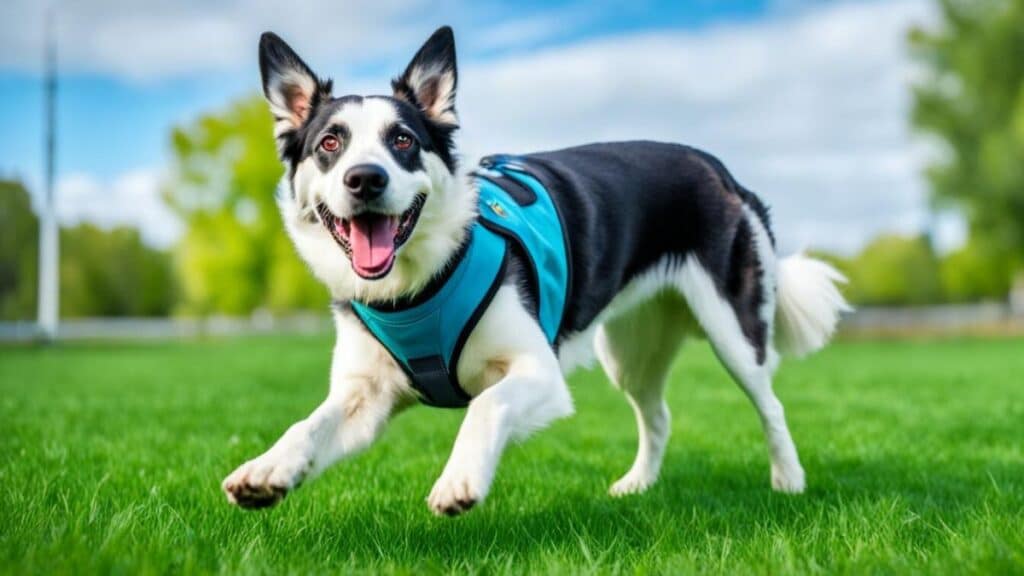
[344,164,389,200]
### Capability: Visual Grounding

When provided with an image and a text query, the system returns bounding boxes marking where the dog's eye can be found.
[320,135,340,152]
[393,133,413,151]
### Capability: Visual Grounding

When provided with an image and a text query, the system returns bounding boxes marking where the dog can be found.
[222,26,850,515]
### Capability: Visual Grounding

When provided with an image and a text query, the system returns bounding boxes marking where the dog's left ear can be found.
[392,26,458,127]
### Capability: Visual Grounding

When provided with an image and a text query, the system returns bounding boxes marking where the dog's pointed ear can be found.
[259,32,332,135]
[392,26,458,127]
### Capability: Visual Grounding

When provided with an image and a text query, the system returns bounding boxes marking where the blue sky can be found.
[0,1,777,179]
[0,0,955,252]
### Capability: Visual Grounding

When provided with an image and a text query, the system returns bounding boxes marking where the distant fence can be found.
[1,303,1022,343]
[0,313,332,343]
[841,302,1024,337]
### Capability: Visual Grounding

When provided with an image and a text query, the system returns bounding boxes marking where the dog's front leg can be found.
[222,382,404,509]
[427,293,574,515]
[223,313,411,509]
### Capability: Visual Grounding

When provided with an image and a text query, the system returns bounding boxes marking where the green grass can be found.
[1,335,1022,575]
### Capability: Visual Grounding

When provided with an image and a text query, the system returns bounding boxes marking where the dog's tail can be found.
[774,253,852,358]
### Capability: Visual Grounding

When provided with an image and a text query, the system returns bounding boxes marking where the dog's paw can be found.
[222,450,312,509]
[608,470,656,497]
[427,472,484,516]
[770,461,806,494]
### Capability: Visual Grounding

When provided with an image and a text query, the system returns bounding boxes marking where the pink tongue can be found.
[347,215,398,272]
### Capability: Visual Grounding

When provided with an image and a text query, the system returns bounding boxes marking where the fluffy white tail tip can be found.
[775,253,853,358]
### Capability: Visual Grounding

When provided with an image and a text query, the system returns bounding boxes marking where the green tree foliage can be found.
[940,237,1014,301]
[165,97,328,315]
[833,235,945,306]
[59,224,176,317]
[911,0,1024,262]
[0,179,176,319]
[0,180,38,320]
[821,234,1012,306]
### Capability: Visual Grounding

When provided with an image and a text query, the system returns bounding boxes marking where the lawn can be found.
[1,335,1022,575]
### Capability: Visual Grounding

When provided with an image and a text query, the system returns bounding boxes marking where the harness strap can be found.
[477,163,569,343]
[348,157,569,409]
[351,224,507,407]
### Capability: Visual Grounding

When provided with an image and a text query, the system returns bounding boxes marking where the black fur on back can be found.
[507,141,774,364]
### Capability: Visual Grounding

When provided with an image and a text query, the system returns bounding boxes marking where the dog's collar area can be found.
[364,231,473,313]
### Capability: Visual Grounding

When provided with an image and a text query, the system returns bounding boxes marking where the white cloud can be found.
[56,168,181,247]
[0,0,434,80]
[2,1,599,80]
[453,0,941,255]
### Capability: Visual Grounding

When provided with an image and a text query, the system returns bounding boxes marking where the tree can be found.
[940,237,1014,301]
[59,224,176,317]
[841,235,944,306]
[164,97,329,315]
[0,180,38,320]
[1,180,176,319]
[910,0,1024,269]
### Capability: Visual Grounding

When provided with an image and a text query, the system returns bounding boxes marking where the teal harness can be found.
[350,156,570,408]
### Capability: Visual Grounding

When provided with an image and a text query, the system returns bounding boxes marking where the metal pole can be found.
[37,8,58,340]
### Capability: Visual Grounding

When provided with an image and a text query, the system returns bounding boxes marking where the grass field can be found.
[1,335,1022,574]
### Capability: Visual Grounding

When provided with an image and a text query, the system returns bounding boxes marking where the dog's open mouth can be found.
[316,193,427,280]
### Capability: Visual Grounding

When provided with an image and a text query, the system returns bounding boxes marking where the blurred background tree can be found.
[910,0,1024,279]
[0,180,38,320]
[60,224,175,317]
[939,237,1015,301]
[164,97,329,316]
[820,235,943,306]
[1,179,175,319]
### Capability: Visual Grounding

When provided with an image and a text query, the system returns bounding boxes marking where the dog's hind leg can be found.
[737,362,805,493]
[595,290,688,497]
[674,249,806,494]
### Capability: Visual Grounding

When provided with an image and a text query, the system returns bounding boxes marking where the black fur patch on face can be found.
[312,123,350,172]
[278,95,361,176]
[386,96,457,173]
[381,122,423,173]
[279,95,456,179]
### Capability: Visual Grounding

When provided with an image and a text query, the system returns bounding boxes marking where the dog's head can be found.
[261,27,473,302]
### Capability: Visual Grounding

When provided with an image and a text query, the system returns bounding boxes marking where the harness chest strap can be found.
[350,159,570,408]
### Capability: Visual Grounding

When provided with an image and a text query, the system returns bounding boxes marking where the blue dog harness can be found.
[350,156,570,408]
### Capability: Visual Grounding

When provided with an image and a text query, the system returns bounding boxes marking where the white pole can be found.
[37,8,58,341]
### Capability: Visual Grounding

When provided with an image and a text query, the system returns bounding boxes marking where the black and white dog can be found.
[223,26,849,515]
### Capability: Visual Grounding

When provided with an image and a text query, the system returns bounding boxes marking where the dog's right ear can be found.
[259,32,332,138]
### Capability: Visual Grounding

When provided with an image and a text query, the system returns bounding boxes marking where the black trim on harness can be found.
[480,217,542,326]
[348,308,430,402]
[446,245,510,406]
[406,356,464,407]
[349,308,472,408]
[477,173,537,206]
